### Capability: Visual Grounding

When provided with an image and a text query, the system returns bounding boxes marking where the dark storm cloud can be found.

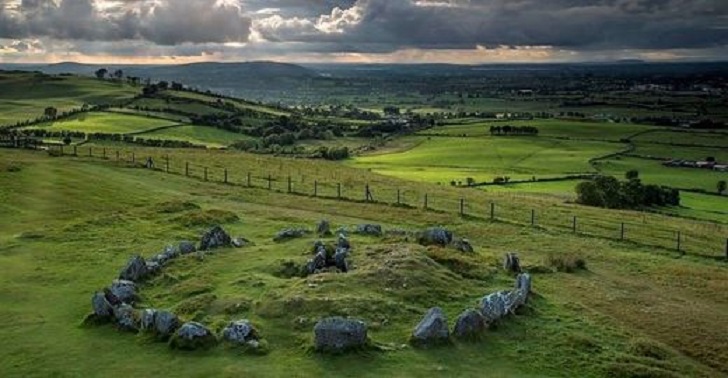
[255,0,728,51]
[0,0,252,45]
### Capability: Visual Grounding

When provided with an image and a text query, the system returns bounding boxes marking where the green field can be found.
[632,143,728,162]
[26,111,179,134]
[633,130,728,147]
[136,125,252,148]
[0,72,137,126]
[1,149,726,377]
[425,119,653,141]
[351,136,620,184]
[597,156,728,192]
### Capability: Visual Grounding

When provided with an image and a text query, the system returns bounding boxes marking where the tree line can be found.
[576,171,680,209]
[489,125,539,136]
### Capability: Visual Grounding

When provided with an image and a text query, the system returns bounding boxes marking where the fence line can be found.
[49,145,728,260]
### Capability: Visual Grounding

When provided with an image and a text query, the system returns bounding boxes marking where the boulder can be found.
[119,255,148,282]
[453,308,486,340]
[417,227,453,246]
[154,310,180,338]
[334,248,349,273]
[337,234,351,250]
[232,237,251,248]
[410,307,450,347]
[110,279,138,304]
[335,227,348,236]
[452,238,474,253]
[355,224,383,237]
[313,317,368,353]
[316,220,332,236]
[515,273,532,295]
[503,289,527,314]
[503,253,521,273]
[306,250,327,275]
[140,309,157,331]
[178,241,197,255]
[222,320,259,345]
[113,304,139,332]
[91,292,113,318]
[145,261,161,275]
[200,225,232,251]
[273,228,309,242]
[480,292,508,323]
[170,322,217,350]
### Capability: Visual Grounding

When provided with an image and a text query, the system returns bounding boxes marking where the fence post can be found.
[531,209,535,226]
[103,148,106,159]
[365,184,370,202]
[620,223,625,240]
[337,183,341,199]
[204,167,208,181]
[424,194,428,209]
[165,156,169,173]
[314,180,318,197]
[88,147,92,157]
[725,238,728,261]
[224,169,228,183]
[268,174,272,190]
[185,162,189,176]
[490,202,495,220]
[116,150,119,161]
[247,172,251,187]
[397,189,401,205]
[572,216,577,233]
[676,231,681,254]
[460,198,464,216]
[131,152,135,164]
[287,176,292,193]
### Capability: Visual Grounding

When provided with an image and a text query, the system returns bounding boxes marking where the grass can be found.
[632,143,728,162]
[0,72,138,126]
[24,111,179,134]
[632,130,728,147]
[350,136,621,184]
[596,156,728,192]
[1,149,726,377]
[135,125,253,148]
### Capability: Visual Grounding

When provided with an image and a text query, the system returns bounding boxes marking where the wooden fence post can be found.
[268,174,272,190]
[531,209,535,226]
[676,231,681,254]
[490,202,495,220]
[337,183,341,199]
[88,147,92,157]
[165,156,169,173]
[247,172,251,187]
[287,176,292,193]
[314,180,318,197]
[224,169,228,183]
[397,189,401,205]
[424,194,428,209]
[116,150,119,161]
[460,198,464,216]
[103,148,106,159]
[572,216,577,233]
[620,223,625,240]
[204,167,208,181]
[185,162,189,176]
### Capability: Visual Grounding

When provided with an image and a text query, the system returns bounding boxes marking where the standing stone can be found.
[337,234,351,250]
[232,237,251,248]
[355,224,383,237]
[313,317,368,353]
[113,304,139,332]
[316,220,332,236]
[110,279,138,304]
[222,320,259,345]
[480,292,507,323]
[91,292,113,318]
[119,255,148,282]
[417,227,453,246]
[515,273,532,295]
[306,250,327,275]
[334,248,349,273]
[154,310,180,338]
[503,253,521,273]
[170,322,217,350]
[141,309,157,331]
[200,225,232,251]
[179,241,196,255]
[145,261,161,275]
[410,307,450,347]
[453,309,486,340]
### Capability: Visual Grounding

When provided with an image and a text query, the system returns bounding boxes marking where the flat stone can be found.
[453,308,486,340]
[411,307,450,347]
[314,317,368,353]
[119,255,148,282]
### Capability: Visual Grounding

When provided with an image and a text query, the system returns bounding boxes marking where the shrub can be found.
[546,253,587,273]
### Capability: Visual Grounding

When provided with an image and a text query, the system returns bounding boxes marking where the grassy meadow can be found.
[25,111,180,134]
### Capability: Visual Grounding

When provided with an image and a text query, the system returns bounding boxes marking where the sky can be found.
[0,0,727,64]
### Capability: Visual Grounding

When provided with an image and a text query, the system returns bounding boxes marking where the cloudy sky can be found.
[0,0,727,64]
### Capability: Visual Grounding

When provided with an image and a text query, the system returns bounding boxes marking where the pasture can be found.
[24,111,180,134]
[136,125,252,148]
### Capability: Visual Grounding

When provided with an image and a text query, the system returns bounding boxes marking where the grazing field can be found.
[596,156,728,192]
[0,149,726,378]
[632,130,728,147]
[351,136,621,184]
[425,120,653,141]
[136,125,252,148]
[24,111,179,134]
[632,143,728,162]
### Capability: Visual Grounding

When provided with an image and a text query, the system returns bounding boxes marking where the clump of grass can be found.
[628,338,674,361]
[155,200,201,214]
[564,333,602,353]
[174,293,217,316]
[173,209,239,227]
[424,246,495,280]
[546,253,587,273]
[605,362,683,378]
[272,260,307,279]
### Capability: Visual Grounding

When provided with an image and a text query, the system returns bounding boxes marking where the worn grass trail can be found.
[0,149,726,377]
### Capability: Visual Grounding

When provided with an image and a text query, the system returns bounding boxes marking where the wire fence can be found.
[50,144,728,260]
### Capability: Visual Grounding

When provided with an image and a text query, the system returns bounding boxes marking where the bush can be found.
[546,253,587,273]
[576,175,679,209]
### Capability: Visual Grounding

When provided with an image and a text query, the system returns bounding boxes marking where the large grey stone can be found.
[503,289,527,314]
[273,228,309,242]
[417,227,453,246]
[306,250,327,275]
[232,237,251,248]
[155,310,180,338]
[91,292,113,318]
[119,255,148,282]
[145,261,161,275]
[453,309,486,340]
[337,234,350,250]
[355,224,382,237]
[110,279,138,304]
[200,225,232,251]
[503,253,521,273]
[411,307,450,346]
[178,241,197,255]
[170,322,216,350]
[334,248,349,273]
[313,317,368,353]
[480,292,508,323]
[222,320,259,345]
[515,273,532,295]
[316,220,331,236]
[113,304,139,332]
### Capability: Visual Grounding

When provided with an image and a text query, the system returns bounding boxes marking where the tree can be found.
[465,177,476,186]
[113,69,123,81]
[44,106,58,118]
[719,180,727,195]
[94,68,108,80]
[625,170,640,180]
